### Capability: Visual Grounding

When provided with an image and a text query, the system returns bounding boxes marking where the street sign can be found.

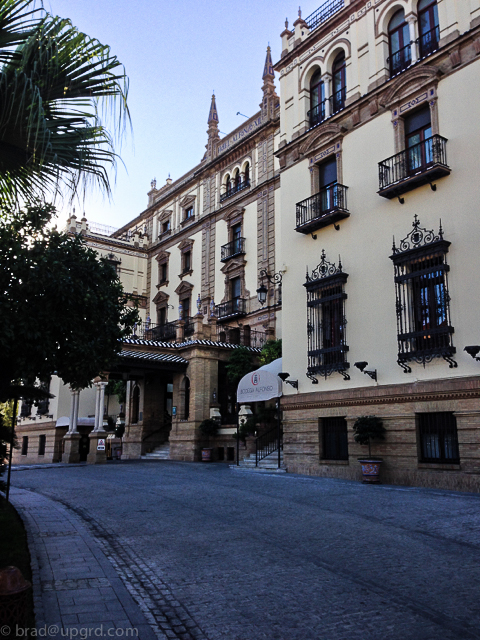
[97,438,106,451]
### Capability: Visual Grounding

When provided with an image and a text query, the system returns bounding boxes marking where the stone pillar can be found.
[87,381,108,464]
[407,17,418,64]
[62,389,81,463]
[193,313,204,339]
[322,73,331,118]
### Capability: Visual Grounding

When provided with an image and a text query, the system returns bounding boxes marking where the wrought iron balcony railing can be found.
[305,0,344,32]
[130,321,177,342]
[220,179,250,203]
[216,325,267,348]
[184,318,195,337]
[308,100,327,128]
[220,238,246,262]
[215,297,247,322]
[417,25,440,60]
[331,87,346,114]
[378,135,450,199]
[387,43,412,77]
[296,183,349,234]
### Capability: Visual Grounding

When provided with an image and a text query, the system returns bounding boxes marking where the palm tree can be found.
[0,0,130,204]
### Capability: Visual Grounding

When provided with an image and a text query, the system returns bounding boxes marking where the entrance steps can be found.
[141,443,170,460]
[231,448,287,473]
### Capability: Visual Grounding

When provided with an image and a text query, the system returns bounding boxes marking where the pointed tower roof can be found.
[208,93,219,125]
[263,46,274,81]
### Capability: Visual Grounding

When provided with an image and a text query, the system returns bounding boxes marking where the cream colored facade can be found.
[277,0,480,490]
[13,48,282,466]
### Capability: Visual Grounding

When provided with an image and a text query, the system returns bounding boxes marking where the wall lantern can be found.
[354,361,377,381]
[464,345,480,361]
[278,372,298,389]
[257,269,283,306]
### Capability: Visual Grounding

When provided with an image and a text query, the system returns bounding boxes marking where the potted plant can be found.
[352,416,386,483]
[199,418,219,462]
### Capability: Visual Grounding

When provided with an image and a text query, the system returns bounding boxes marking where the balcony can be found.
[220,238,246,262]
[184,318,195,337]
[141,321,177,342]
[331,87,346,115]
[215,298,247,322]
[220,179,250,203]
[296,184,349,235]
[378,135,450,200]
[387,43,412,78]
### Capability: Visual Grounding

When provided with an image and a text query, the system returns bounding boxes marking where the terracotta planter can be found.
[358,459,383,484]
[201,448,213,462]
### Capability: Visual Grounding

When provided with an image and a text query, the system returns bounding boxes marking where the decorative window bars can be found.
[390,215,456,372]
[417,412,459,464]
[304,250,349,383]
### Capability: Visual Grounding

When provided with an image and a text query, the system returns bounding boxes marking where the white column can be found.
[322,73,331,118]
[408,17,418,64]
[97,381,108,432]
[68,389,80,434]
[93,383,102,432]
[72,391,80,434]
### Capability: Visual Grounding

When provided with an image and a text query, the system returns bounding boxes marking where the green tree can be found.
[0,202,138,401]
[225,346,255,386]
[0,0,130,204]
[259,338,282,366]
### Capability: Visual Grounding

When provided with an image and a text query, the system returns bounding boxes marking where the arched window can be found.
[418,0,439,58]
[332,53,346,114]
[225,175,231,195]
[388,9,411,76]
[131,385,140,424]
[244,162,250,184]
[234,168,241,191]
[308,69,325,127]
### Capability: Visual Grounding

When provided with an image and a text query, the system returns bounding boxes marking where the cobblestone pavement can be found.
[10,461,480,640]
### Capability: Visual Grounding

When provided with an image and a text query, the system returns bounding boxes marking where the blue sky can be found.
[45,0,321,229]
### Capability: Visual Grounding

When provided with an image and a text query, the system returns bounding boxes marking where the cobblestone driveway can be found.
[11,462,480,640]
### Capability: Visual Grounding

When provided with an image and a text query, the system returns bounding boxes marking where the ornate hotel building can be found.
[12,48,282,466]
[13,0,480,492]
[277,0,480,491]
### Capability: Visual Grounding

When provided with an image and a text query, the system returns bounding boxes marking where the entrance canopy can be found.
[236,358,282,403]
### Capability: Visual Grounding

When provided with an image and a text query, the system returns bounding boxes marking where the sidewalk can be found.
[10,487,157,639]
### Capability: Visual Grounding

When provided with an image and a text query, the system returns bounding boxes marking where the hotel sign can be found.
[217,117,263,154]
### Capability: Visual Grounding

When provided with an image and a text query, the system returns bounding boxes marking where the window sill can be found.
[319,459,349,465]
[157,280,169,289]
[178,270,193,279]
[181,216,195,226]
[418,463,460,470]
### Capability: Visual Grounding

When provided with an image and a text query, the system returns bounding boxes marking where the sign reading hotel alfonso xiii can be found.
[237,369,282,403]
[217,117,263,154]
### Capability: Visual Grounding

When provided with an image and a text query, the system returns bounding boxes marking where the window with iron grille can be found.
[321,417,348,460]
[21,436,28,456]
[390,216,456,372]
[417,412,459,464]
[304,250,349,383]
[38,434,46,456]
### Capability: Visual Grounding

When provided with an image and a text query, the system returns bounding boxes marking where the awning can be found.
[236,358,283,403]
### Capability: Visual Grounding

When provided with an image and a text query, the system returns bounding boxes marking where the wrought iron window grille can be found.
[417,412,460,464]
[390,216,456,371]
[321,417,349,460]
[304,250,349,382]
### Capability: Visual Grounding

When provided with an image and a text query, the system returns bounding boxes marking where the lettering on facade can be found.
[217,117,262,154]
[399,92,429,114]
[310,145,336,165]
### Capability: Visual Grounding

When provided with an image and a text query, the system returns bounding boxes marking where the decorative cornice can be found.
[379,66,441,109]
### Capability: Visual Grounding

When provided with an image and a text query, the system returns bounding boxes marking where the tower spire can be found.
[261,46,278,122]
[206,94,220,161]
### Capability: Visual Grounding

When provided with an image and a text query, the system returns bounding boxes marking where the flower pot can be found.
[358,459,382,484]
[201,447,213,462]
